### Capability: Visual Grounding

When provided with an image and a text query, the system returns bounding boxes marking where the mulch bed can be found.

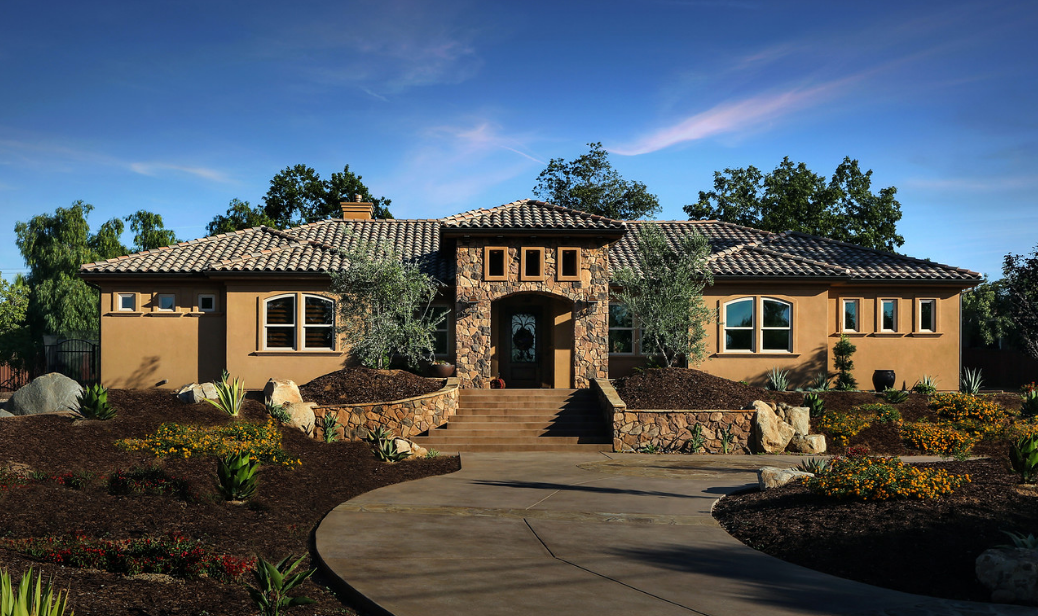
[0,389,460,615]
[613,368,771,410]
[299,366,443,405]
[713,459,1036,602]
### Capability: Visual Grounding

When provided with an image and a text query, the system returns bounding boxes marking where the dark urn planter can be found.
[427,363,455,378]
[872,370,896,392]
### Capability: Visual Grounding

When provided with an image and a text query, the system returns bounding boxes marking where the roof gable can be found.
[441,199,626,234]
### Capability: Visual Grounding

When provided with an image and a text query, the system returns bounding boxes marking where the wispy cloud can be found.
[128,162,230,183]
[903,176,1038,191]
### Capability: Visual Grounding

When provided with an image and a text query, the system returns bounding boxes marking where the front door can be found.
[505,309,542,388]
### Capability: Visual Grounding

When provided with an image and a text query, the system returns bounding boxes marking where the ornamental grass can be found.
[806,452,970,501]
[116,419,301,468]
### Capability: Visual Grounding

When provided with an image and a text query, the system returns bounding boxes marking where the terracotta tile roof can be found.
[441,199,626,232]
[81,205,979,284]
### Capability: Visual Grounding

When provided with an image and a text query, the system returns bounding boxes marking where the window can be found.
[521,247,545,281]
[303,296,335,349]
[842,299,860,333]
[761,299,792,352]
[430,305,451,355]
[117,293,136,311]
[264,295,296,349]
[723,298,754,352]
[198,294,216,313]
[484,247,508,281]
[156,294,176,311]
[608,304,634,354]
[880,299,898,332]
[558,247,580,281]
[918,299,936,333]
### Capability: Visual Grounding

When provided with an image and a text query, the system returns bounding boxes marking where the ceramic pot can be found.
[872,370,896,392]
[427,363,455,378]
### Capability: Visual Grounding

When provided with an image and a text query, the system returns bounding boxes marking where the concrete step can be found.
[448,414,603,425]
[451,407,601,417]
[412,442,611,453]
[457,401,600,410]
[445,418,604,428]
[426,427,607,438]
[414,434,609,445]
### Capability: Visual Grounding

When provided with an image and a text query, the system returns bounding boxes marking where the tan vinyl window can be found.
[723,298,754,352]
[303,295,335,349]
[521,247,545,281]
[264,295,296,349]
[841,298,860,333]
[879,299,898,333]
[917,299,936,333]
[484,247,508,281]
[557,247,580,281]
[155,293,176,312]
[761,298,792,352]
[117,293,136,312]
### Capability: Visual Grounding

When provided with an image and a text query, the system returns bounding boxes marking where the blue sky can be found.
[1,0,1035,281]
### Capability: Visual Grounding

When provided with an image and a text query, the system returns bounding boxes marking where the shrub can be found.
[75,383,116,420]
[1021,390,1038,419]
[817,410,871,445]
[4,533,254,582]
[833,334,857,390]
[266,402,291,424]
[205,371,246,417]
[106,466,190,498]
[117,419,300,468]
[882,388,909,404]
[806,452,970,500]
[246,555,316,616]
[900,421,978,457]
[0,567,73,616]
[849,403,900,423]
[217,453,259,501]
[960,367,984,395]
[913,375,938,395]
[1009,435,1038,484]
[929,393,1007,425]
[765,368,789,392]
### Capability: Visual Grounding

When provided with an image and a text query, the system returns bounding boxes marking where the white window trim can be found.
[760,298,793,353]
[879,298,899,333]
[301,294,336,350]
[841,298,861,333]
[608,303,636,356]
[264,293,297,350]
[917,298,937,333]
[117,292,137,312]
[155,293,176,312]
[723,298,756,353]
[198,294,217,313]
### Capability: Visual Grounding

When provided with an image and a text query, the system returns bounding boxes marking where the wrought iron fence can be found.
[44,339,100,386]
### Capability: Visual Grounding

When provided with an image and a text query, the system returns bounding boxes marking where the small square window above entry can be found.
[485,247,508,281]
[558,247,580,280]
[521,247,545,281]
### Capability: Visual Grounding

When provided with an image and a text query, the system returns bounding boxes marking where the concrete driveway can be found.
[316,452,1030,616]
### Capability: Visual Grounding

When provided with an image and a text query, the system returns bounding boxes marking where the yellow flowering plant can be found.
[117,419,300,468]
[806,451,970,501]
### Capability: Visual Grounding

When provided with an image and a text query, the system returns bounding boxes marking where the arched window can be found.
[761,298,792,352]
[264,295,296,349]
[303,295,335,350]
[724,298,754,352]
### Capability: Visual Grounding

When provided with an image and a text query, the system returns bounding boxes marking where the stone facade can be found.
[454,237,611,388]
[312,378,459,442]
[593,378,753,453]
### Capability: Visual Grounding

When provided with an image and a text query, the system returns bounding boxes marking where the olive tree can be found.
[330,242,445,370]
[612,224,713,367]
[1003,243,1038,360]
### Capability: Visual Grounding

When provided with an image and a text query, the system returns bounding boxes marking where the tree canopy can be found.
[611,224,713,367]
[0,274,30,368]
[533,142,661,220]
[126,210,180,252]
[684,157,904,252]
[1003,243,1038,361]
[962,277,1017,348]
[262,164,392,229]
[206,199,276,236]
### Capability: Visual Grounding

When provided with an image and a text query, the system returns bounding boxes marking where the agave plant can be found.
[320,414,341,444]
[246,555,316,616]
[882,388,909,404]
[265,401,291,424]
[960,368,984,395]
[794,458,829,474]
[810,371,831,391]
[687,423,706,453]
[913,375,938,396]
[0,567,73,616]
[75,383,116,420]
[1000,530,1038,549]
[718,425,736,454]
[206,372,246,417]
[1009,435,1038,484]
[766,367,790,392]
[365,427,409,462]
[803,393,825,419]
[217,452,259,501]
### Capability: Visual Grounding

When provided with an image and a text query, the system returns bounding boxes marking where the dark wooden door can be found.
[505,309,542,388]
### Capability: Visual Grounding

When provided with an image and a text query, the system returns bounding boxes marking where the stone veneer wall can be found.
[312,377,459,442]
[454,237,611,389]
[592,378,753,453]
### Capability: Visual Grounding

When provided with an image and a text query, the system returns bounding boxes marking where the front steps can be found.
[412,388,611,452]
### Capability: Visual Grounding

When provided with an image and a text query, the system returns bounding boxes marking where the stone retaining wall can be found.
[592,378,753,453]
[312,377,459,442]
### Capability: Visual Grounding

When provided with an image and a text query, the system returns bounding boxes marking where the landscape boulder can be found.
[788,434,827,455]
[757,466,814,490]
[750,400,795,453]
[0,409,13,418]
[776,403,811,437]
[976,547,1038,605]
[176,382,218,404]
[283,402,316,436]
[263,379,303,407]
[7,373,82,416]
[393,438,429,460]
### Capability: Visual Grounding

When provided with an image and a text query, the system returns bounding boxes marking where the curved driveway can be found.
[316,452,1030,616]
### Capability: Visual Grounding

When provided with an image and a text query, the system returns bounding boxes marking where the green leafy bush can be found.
[76,383,116,420]
[265,402,291,424]
[217,453,259,501]
[246,555,316,616]
[833,335,857,391]
[0,567,73,616]
[854,403,900,423]
[913,375,938,395]
[1009,435,1038,484]
[1021,390,1038,419]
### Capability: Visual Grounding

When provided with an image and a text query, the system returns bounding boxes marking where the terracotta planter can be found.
[872,370,896,392]
[427,363,455,378]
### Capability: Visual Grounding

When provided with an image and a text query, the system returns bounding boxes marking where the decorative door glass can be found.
[511,313,537,363]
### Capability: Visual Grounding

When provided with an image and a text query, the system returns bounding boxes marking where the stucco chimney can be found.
[340,194,374,219]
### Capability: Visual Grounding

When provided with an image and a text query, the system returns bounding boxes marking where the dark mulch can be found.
[714,459,1036,602]
[0,389,460,615]
[299,366,443,405]
[613,368,771,410]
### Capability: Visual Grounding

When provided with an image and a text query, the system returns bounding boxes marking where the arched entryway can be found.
[491,292,575,388]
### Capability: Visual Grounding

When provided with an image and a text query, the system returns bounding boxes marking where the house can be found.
[80,199,981,392]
